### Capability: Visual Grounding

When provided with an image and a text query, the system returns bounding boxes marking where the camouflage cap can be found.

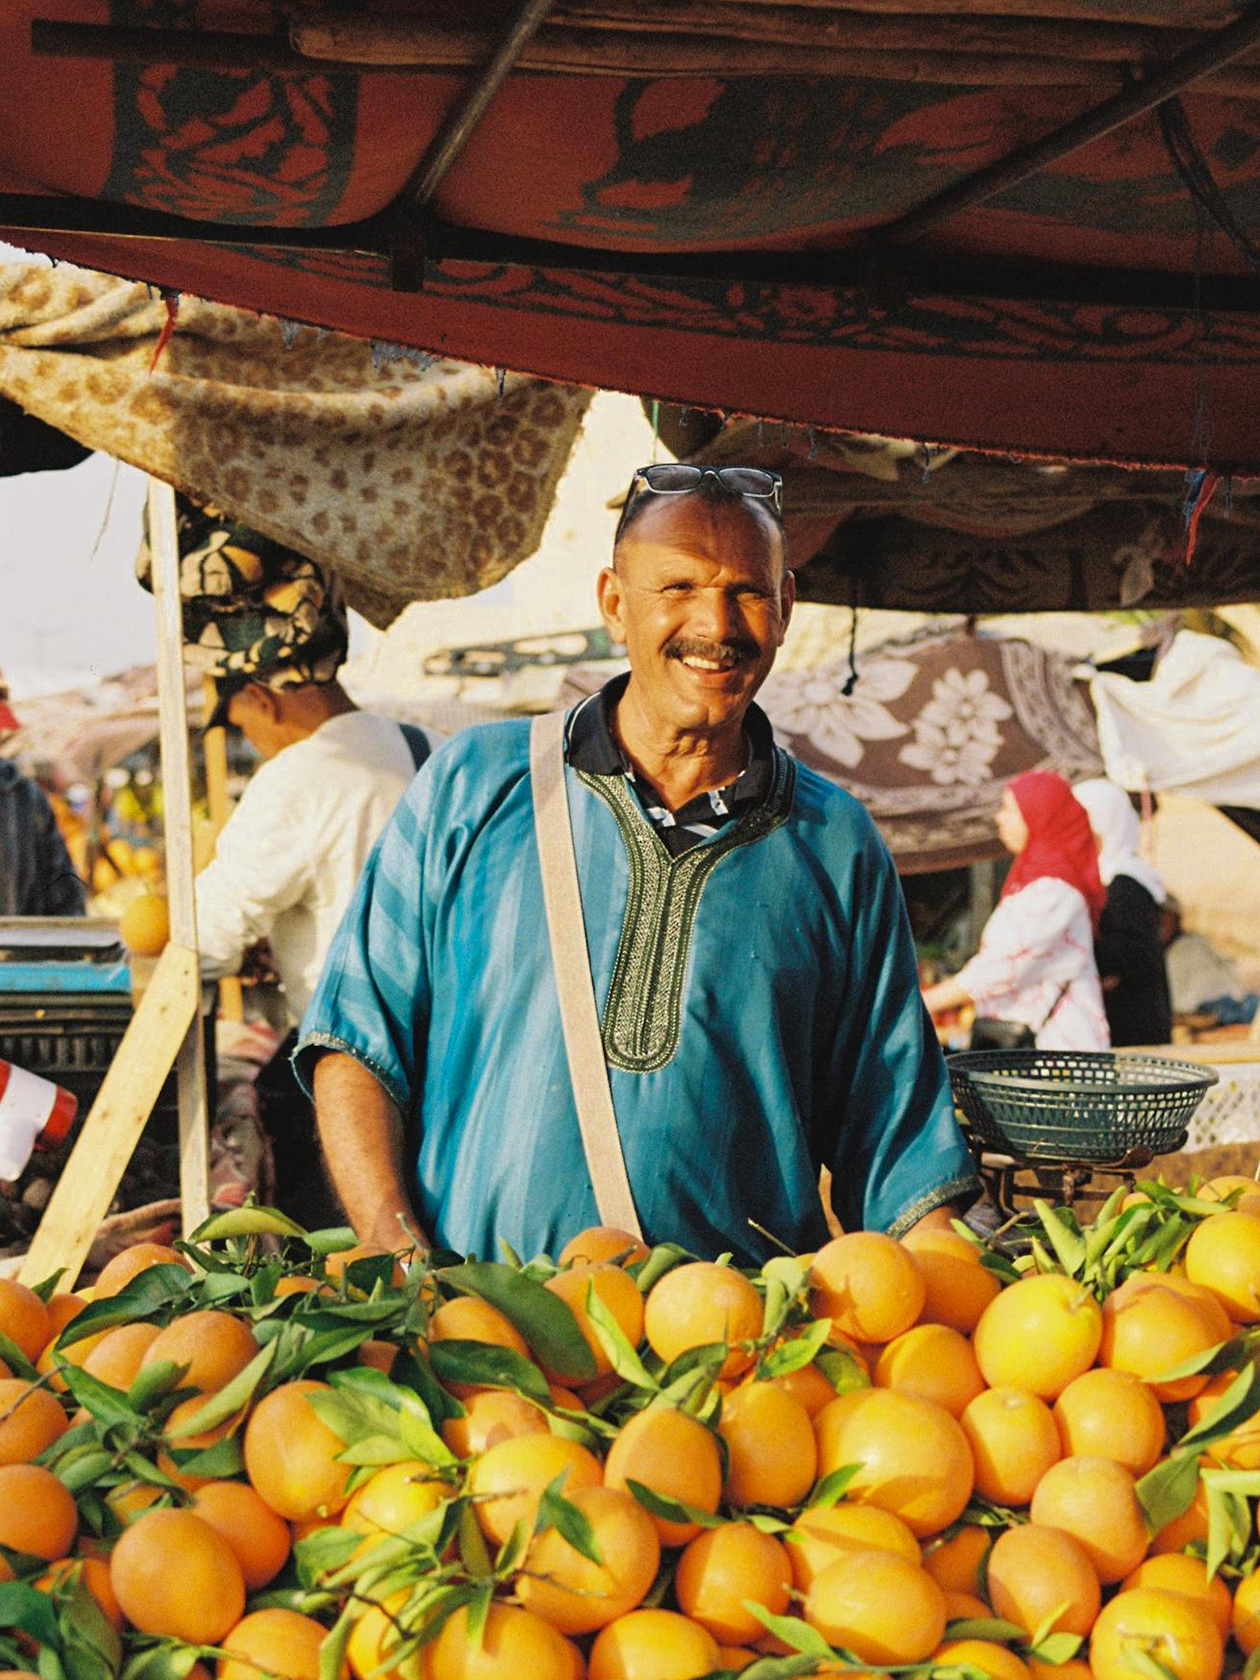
[137,493,348,703]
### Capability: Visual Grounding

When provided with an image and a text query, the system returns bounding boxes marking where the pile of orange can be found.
[1,1182,1260,1680]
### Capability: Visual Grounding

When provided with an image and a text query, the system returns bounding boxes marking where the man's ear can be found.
[243,682,280,722]
[777,567,796,644]
[596,564,627,644]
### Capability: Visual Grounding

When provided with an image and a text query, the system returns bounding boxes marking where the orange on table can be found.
[1120,1271,1233,1344]
[808,1232,925,1344]
[972,1272,1102,1399]
[714,1648,757,1672]
[0,1279,51,1362]
[517,1485,660,1636]
[218,1608,329,1680]
[1184,1212,1260,1323]
[82,1322,161,1389]
[874,1322,985,1417]
[1098,1281,1219,1402]
[985,1521,1101,1639]
[141,1309,259,1394]
[559,1226,650,1267]
[1029,1455,1149,1583]
[323,1244,407,1288]
[35,1556,124,1630]
[901,1227,1000,1333]
[156,1398,242,1493]
[355,1339,397,1375]
[1028,1661,1094,1680]
[1091,1588,1224,1680]
[758,1354,841,1418]
[0,1378,68,1464]
[786,1503,919,1594]
[588,1608,721,1680]
[440,1387,550,1457]
[923,1525,989,1596]
[1188,1372,1260,1468]
[718,1381,816,1508]
[468,1431,603,1548]
[191,1480,292,1591]
[544,1262,645,1379]
[345,1591,418,1680]
[43,1293,88,1339]
[932,1640,1031,1680]
[243,1380,354,1522]
[944,1591,993,1620]
[814,1387,974,1537]
[960,1386,1061,1505]
[603,1404,722,1548]
[1124,1554,1232,1639]
[1052,1367,1166,1476]
[109,1508,245,1642]
[340,1459,449,1544]
[92,1242,188,1299]
[426,1297,531,1397]
[642,1261,763,1379]
[1150,1471,1211,1554]
[674,1523,792,1645]
[803,1551,947,1665]
[1233,1567,1260,1654]
[427,1602,581,1680]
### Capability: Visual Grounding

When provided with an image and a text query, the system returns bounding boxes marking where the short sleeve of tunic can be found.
[294,759,434,1114]
[825,810,979,1237]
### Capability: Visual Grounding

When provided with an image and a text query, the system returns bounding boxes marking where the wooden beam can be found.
[33,15,1260,90]
[2,192,1258,316]
[878,0,1260,245]
[202,677,243,1025]
[19,943,199,1289]
[148,478,210,1238]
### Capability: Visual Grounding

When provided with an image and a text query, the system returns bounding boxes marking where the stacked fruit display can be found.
[3,1179,1260,1680]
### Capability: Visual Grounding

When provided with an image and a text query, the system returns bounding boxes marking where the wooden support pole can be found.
[20,944,199,1289]
[202,677,243,1024]
[149,477,211,1237]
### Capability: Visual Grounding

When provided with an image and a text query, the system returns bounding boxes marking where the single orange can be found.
[1028,1454,1149,1583]
[718,1381,817,1508]
[814,1387,974,1537]
[809,1233,925,1344]
[643,1262,764,1378]
[960,1387,1061,1506]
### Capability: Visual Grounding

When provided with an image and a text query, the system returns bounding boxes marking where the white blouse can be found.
[956,876,1110,1051]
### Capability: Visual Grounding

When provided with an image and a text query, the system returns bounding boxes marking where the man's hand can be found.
[311,1051,429,1255]
[904,1202,960,1240]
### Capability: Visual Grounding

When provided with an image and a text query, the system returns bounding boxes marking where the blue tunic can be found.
[295,718,977,1265]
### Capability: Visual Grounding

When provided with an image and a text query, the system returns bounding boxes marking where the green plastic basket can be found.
[947,1049,1218,1164]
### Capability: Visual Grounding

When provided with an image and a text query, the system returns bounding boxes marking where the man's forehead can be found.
[614,492,784,573]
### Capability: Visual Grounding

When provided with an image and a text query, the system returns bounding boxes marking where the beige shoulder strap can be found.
[530,710,642,1238]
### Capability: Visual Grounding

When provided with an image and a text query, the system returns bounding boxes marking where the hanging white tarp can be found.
[1091,632,1260,808]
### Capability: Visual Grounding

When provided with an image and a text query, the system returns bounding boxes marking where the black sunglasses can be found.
[615,464,784,540]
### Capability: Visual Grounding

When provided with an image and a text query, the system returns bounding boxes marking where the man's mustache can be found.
[665,637,759,663]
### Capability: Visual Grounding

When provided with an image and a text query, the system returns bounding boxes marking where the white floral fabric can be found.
[899,667,1013,786]
[764,656,915,768]
[956,877,1109,1051]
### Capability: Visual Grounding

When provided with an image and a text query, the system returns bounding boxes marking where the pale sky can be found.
[0,243,380,700]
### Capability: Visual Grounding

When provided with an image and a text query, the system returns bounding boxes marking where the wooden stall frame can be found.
[18,475,210,1287]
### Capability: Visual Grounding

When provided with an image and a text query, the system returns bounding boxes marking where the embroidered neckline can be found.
[576,748,795,1072]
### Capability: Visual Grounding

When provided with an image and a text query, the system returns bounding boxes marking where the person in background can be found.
[923,770,1109,1051]
[0,672,85,917]
[137,501,438,1224]
[1073,778,1172,1047]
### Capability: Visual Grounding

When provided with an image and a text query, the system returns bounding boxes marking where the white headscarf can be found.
[1073,778,1167,905]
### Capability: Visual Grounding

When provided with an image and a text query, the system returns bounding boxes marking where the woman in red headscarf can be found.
[923,770,1110,1051]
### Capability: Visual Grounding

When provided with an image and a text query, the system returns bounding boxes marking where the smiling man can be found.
[296,466,976,1262]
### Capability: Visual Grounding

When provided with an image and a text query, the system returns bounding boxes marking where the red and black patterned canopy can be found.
[2,1,1260,468]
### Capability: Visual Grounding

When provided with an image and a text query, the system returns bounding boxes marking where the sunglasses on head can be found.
[615,464,784,540]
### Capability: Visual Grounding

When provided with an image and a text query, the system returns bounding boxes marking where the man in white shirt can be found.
[137,494,436,1223]
[196,674,428,1023]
